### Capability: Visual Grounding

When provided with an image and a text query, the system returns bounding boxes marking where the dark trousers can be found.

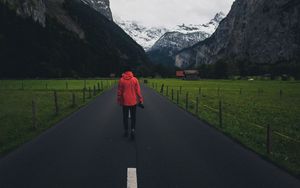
[122,105,137,131]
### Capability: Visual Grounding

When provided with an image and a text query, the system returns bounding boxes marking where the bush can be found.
[274,76,282,81]
[288,76,295,81]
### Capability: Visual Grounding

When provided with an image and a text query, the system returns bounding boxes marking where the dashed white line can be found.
[127,168,137,188]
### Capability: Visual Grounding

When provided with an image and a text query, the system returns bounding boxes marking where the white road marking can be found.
[127,168,137,188]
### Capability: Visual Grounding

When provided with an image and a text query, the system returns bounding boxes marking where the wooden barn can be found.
[176,70,199,80]
[176,71,185,78]
[184,70,199,80]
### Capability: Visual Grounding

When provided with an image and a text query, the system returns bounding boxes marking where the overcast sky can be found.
[110,0,235,27]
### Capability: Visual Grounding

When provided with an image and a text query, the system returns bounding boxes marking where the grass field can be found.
[1,78,299,177]
[0,79,117,155]
[145,79,300,177]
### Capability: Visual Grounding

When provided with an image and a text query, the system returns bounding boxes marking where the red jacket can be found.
[117,71,143,106]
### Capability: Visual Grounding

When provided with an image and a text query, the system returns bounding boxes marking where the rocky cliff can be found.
[149,31,209,55]
[0,0,113,37]
[147,13,224,66]
[0,0,150,78]
[0,0,46,26]
[175,0,300,69]
[81,0,113,21]
[150,12,224,54]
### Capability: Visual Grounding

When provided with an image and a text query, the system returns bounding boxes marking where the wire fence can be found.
[0,79,117,154]
[144,80,300,175]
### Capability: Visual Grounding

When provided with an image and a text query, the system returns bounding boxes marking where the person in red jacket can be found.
[117,67,144,139]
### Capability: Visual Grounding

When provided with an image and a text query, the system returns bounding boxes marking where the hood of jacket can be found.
[122,71,134,80]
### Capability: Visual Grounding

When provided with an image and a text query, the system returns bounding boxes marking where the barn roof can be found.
[184,70,199,75]
[176,71,185,77]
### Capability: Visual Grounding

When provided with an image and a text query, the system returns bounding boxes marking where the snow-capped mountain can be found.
[115,12,225,52]
[167,12,225,35]
[115,19,168,51]
[81,0,113,21]
[149,31,210,53]
[149,12,225,57]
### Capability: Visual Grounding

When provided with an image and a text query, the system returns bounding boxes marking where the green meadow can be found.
[145,79,300,176]
[0,79,117,155]
[1,78,299,176]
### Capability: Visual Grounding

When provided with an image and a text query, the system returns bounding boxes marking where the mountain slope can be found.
[146,32,209,67]
[0,0,46,26]
[147,13,225,66]
[115,12,224,52]
[0,0,150,78]
[175,0,300,78]
[115,19,168,51]
[81,0,113,21]
[150,12,225,52]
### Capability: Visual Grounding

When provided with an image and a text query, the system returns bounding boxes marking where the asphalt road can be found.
[0,85,299,188]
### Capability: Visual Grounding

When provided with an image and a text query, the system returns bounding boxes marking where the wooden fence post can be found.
[219,100,223,128]
[166,86,169,97]
[89,87,92,98]
[54,91,59,115]
[177,90,179,105]
[195,96,199,115]
[267,124,272,155]
[93,85,96,96]
[32,99,37,129]
[160,84,164,94]
[83,88,86,102]
[186,92,189,111]
[72,93,76,107]
[172,89,174,101]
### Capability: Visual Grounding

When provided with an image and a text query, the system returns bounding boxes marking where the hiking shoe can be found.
[130,129,135,140]
[123,131,129,137]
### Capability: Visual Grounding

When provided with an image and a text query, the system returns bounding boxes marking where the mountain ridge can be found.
[0,0,151,78]
[175,0,300,76]
[81,0,113,21]
[115,12,225,52]
[146,12,225,66]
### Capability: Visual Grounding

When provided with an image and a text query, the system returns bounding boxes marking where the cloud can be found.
[110,0,235,27]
